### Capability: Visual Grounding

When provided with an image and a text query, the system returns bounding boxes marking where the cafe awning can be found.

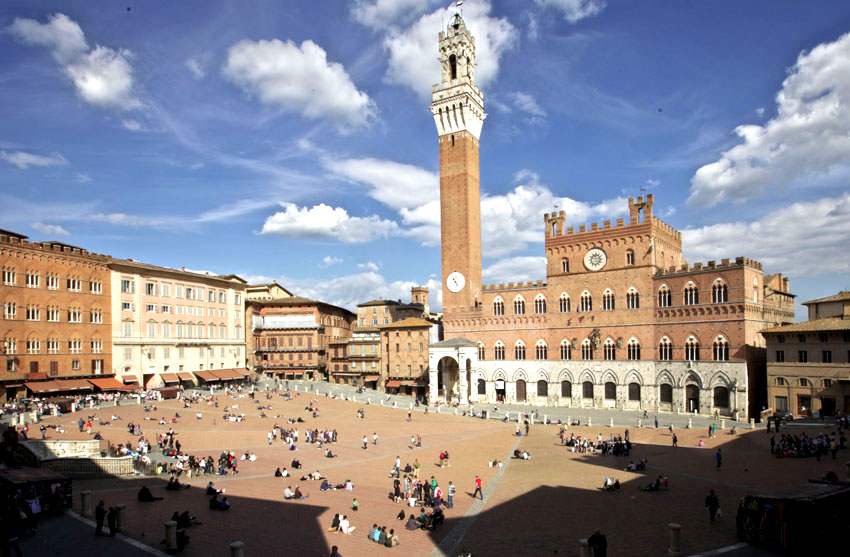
[177,372,195,382]
[122,376,140,385]
[194,371,219,382]
[160,373,179,385]
[54,379,93,392]
[88,377,132,392]
[211,369,239,380]
[24,381,62,394]
[385,380,402,388]
[364,375,381,382]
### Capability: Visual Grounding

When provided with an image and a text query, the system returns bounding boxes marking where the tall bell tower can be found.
[432,13,485,315]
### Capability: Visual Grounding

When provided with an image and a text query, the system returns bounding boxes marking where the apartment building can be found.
[109,259,247,388]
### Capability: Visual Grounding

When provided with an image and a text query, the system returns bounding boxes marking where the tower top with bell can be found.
[431,12,486,139]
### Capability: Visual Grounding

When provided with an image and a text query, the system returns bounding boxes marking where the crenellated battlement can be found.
[655,256,763,276]
[544,194,681,240]
[481,280,545,292]
[0,230,111,262]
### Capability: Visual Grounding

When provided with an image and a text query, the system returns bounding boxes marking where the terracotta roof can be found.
[358,299,400,307]
[0,228,28,240]
[377,317,433,329]
[108,258,246,285]
[804,291,850,305]
[430,337,478,348]
[761,317,850,334]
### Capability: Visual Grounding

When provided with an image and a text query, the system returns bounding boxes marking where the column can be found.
[668,523,682,556]
[231,541,245,557]
[115,504,128,533]
[578,538,592,557]
[164,521,177,553]
[428,369,439,404]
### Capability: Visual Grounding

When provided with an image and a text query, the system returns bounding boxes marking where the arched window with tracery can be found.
[580,291,593,312]
[627,338,641,361]
[559,293,570,313]
[658,337,672,360]
[581,339,592,360]
[535,340,547,360]
[537,380,548,397]
[603,339,616,360]
[602,289,615,311]
[684,282,699,305]
[713,336,729,361]
[534,294,546,314]
[493,297,504,316]
[712,279,728,303]
[658,285,671,308]
[626,287,640,309]
[685,336,700,361]
[562,258,569,273]
[514,296,526,315]
[494,341,505,361]
[514,340,526,360]
[477,342,485,360]
[560,340,571,360]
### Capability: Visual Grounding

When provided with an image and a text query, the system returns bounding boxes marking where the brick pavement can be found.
[31,387,844,556]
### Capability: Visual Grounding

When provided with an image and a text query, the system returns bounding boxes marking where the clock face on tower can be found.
[446,271,466,293]
[583,248,608,271]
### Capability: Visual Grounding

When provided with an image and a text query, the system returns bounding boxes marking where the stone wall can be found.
[24,439,102,460]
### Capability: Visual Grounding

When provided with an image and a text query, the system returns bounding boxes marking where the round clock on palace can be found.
[446,271,466,293]
[583,248,607,271]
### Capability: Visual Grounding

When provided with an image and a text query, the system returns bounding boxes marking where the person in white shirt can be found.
[283,486,295,499]
[338,515,356,534]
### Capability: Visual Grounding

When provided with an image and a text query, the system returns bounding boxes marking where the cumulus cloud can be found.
[510,91,546,124]
[481,170,628,257]
[30,222,70,236]
[320,256,343,268]
[222,39,376,133]
[534,0,607,23]
[380,1,517,99]
[0,150,67,169]
[357,261,380,272]
[121,119,142,132]
[8,13,141,110]
[689,31,850,208]
[75,172,92,183]
[260,203,399,243]
[483,256,547,284]
[350,0,435,30]
[682,192,850,277]
[88,212,170,228]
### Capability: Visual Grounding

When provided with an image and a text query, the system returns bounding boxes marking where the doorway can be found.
[820,397,836,417]
[495,379,506,402]
[686,384,700,413]
[516,379,526,402]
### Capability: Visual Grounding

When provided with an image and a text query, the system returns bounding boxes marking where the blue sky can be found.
[2,1,849,318]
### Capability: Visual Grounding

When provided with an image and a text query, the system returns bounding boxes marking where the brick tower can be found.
[431,13,485,315]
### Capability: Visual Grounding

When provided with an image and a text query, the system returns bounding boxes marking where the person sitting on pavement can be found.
[138,485,163,502]
[405,514,420,530]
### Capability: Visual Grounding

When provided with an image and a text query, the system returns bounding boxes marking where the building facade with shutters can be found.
[109,259,247,389]
[764,292,850,417]
[426,14,795,419]
[249,297,355,381]
[1,229,112,400]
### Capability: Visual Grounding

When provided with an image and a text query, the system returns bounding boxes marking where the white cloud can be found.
[297,273,442,312]
[222,39,376,133]
[122,119,142,131]
[755,107,765,118]
[646,178,660,188]
[320,256,343,268]
[30,222,70,236]
[525,11,539,40]
[510,91,546,124]
[260,203,399,243]
[185,58,205,79]
[689,31,850,207]
[399,200,441,246]
[324,156,438,210]
[196,199,278,223]
[534,0,607,23]
[350,0,435,30]
[0,150,67,169]
[381,1,518,100]
[75,172,92,183]
[88,212,170,228]
[483,256,548,284]
[9,13,141,111]
[481,171,628,257]
[682,192,850,277]
[357,261,380,272]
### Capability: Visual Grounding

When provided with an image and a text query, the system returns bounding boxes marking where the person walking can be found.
[705,489,720,523]
[373,432,378,445]
[472,475,483,500]
[672,433,678,447]
[362,435,368,450]
[95,500,106,535]
[408,410,412,422]
[715,448,722,470]
[447,481,455,509]
[643,410,648,419]
[654,415,659,429]
[413,458,420,479]
[588,529,608,557]
[106,505,117,536]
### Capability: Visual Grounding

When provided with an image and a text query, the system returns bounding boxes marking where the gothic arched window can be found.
[514,341,526,360]
[534,295,546,314]
[658,285,671,308]
[627,338,641,361]
[494,341,505,361]
[602,289,615,311]
[685,336,700,361]
[603,339,616,360]
[712,280,728,303]
[713,336,729,361]
[493,298,504,316]
[658,337,672,361]
[449,54,457,80]
[560,340,571,360]
[626,287,640,309]
[559,293,570,313]
[535,340,547,360]
[514,296,525,315]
